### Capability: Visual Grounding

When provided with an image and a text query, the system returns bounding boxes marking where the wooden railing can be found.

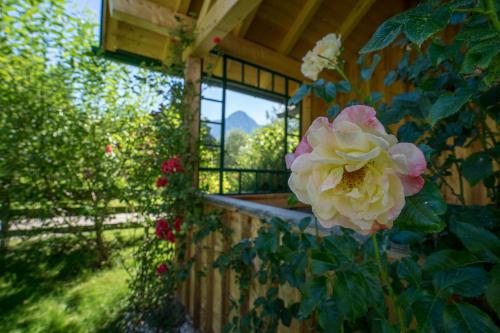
[177,194,407,333]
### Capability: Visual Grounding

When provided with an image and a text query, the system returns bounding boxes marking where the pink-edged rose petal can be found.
[333,105,386,135]
[295,135,312,156]
[285,153,296,169]
[399,174,425,196]
[389,142,427,177]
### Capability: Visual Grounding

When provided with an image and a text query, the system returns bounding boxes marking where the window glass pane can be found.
[243,64,258,87]
[241,172,256,193]
[223,172,239,194]
[287,135,299,154]
[199,171,220,193]
[227,59,242,82]
[259,70,273,91]
[224,88,286,170]
[201,99,222,122]
[273,75,285,95]
[200,121,221,144]
[288,80,300,97]
[269,173,288,192]
[287,117,300,136]
[202,81,223,101]
[200,145,220,168]
[287,103,301,119]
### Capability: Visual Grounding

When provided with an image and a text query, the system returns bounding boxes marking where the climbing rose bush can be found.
[287,105,426,233]
[301,33,342,80]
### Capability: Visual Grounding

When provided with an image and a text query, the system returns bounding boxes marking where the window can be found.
[199,56,302,194]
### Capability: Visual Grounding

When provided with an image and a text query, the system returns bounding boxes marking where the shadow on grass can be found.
[0,230,142,332]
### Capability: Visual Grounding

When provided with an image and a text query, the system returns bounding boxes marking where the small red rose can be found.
[166,229,176,243]
[156,177,168,188]
[156,263,168,275]
[155,219,169,239]
[173,217,182,233]
[161,156,184,174]
[105,144,113,154]
[212,36,221,44]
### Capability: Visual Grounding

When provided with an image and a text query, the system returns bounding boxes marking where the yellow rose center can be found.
[338,166,367,191]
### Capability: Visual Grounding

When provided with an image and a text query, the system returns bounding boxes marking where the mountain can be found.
[208,111,260,140]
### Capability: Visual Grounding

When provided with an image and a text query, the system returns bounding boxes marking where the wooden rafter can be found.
[233,6,258,37]
[176,0,191,14]
[338,0,375,39]
[108,0,192,37]
[105,0,323,81]
[184,0,263,58]
[278,0,323,54]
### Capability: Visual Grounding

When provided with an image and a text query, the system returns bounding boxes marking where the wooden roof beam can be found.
[338,0,376,39]
[278,0,323,54]
[108,0,192,37]
[233,6,258,37]
[184,0,263,59]
[175,0,192,14]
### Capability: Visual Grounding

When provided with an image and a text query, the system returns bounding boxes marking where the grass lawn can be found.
[0,228,144,333]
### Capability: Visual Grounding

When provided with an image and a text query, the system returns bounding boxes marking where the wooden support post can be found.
[183,56,202,188]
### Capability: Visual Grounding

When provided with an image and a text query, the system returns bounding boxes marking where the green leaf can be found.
[317,300,341,333]
[397,257,422,287]
[327,104,340,119]
[289,84,311,105]
[394,182,446,233]
[337,80,351,93]
[360,18,402,54]
[433,267,488,297]
[412,291,445,332]
[428,90,472,126]
[384,70,397,86]
[313,81,336,103]
[450,220,500,263]
[402,5,451,46]
[461,152,494,186]
[298,276,328,318]
[298,216,311,231]
[443,303,499,333]
[361,54,382,81]
[424,250,481,273]
[486,265,500,314]
[462,39,500,73]
[333,270,369,321]
[311,249,338,275]
[324,234,358,263]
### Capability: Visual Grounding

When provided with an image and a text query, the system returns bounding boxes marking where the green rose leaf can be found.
[360,18,402,54]
[310,249,338,275]
[298,276,328,318]
[337,80,351,93]
[289,84,311,105]
[397,257,422,288]
[394,182,446,233]
[428,90,473,126]
[384,70,397,86]
[433,267,488,297]
[424,249,481,273]
[403,5,451,46]
[317,300,341,333]
[461,152,494,186]
[486,265,500,314]
[443,303,499,333]
[333,270,369,321]
[412,291,446,332]
[327,104,341,119]
[462,38,500,73]
[450,220,500,263]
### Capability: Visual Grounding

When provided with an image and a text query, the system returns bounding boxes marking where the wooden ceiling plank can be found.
[108,0,192,37]
[185,0,263,58]
[338,0,376,39]
[278,0,323,55]
[176,0,192,14]
[233,6,258,37]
